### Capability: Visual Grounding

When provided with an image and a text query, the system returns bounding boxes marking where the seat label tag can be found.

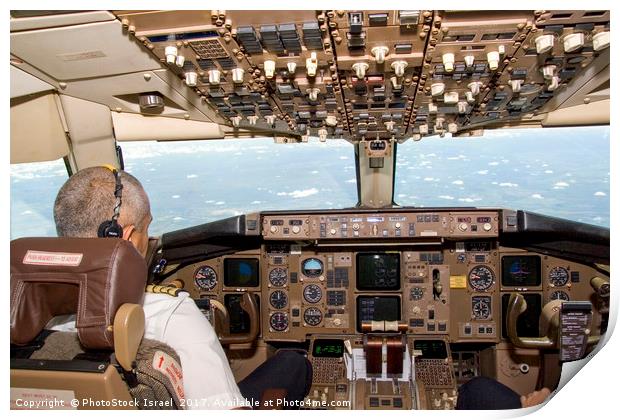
[23,251,83,267]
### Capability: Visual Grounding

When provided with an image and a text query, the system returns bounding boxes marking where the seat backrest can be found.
[11,237,147,349]
[10,237,148,410]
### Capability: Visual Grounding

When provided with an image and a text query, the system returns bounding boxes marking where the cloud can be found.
[276,188,319,198]
[594,191,607,197]
[531,194,544,199]
[345,178,357,183]
[438,195,454,200]
[215,201,225,205]
[251,200,262,204]
[172,195,180,199]
[186,174,198,179]
[458,197,482,203]
[476,170,489,175]
[452,180,464,185]
[488,162,500,166]
[499,182,519,187]
[553,182,570,189]
[544,170,553,174]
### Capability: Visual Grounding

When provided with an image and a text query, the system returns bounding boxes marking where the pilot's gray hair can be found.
[54,167,150,238]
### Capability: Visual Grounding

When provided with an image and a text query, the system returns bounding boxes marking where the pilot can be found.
[456,376,551,410]
[48,166,312,409]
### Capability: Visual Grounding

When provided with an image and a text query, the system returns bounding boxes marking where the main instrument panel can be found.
[173,208,604,344]
[114,10,610,141]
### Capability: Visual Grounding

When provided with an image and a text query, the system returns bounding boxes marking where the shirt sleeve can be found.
[150,295,249,410]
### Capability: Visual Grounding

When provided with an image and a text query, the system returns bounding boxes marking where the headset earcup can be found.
[97,220,123,238]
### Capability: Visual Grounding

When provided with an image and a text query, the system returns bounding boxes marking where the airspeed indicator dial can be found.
[468,265,495,291]
[194,266,217,291]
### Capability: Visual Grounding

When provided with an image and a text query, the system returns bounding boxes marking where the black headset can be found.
[97,165,124,238]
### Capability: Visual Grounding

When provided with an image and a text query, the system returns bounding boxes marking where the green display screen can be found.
[312,339,345,358]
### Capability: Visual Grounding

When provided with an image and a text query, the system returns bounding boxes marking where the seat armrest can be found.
[113,303,145,371]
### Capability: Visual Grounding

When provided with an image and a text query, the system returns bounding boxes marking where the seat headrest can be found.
[10,237,147,350]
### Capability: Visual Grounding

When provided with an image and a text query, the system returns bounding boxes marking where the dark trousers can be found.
[456,376,522,410]
[238,350,312,407]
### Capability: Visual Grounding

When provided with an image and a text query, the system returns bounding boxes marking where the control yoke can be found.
[506,293,601,353]
[506,293,556,349]
[213,292,260,345]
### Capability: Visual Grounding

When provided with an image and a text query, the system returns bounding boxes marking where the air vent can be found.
[189,39,229,59]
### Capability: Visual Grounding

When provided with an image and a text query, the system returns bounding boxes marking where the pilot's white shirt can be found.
[47,291,247,410]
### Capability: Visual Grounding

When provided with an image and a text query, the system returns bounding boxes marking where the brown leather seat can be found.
[10,237,147,410]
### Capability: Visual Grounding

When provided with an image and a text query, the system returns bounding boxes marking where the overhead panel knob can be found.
[175,55,185,68]
[428,102,438,114]
[287,61,297,74]
[185,71,198,87]
[547,76,560,91]
[391,60,408,77]
[352,62,369,79]
[419,124,429,135]
[390,76,402,90]
[457,101,468,114]
[307,88,320,102]
[231,67,245,84]
[318,128,328,142]
[535,34,555,54]
[306,52,318,77]
[264,60,276,78]
[448,123,458,133]
[509,79,522,93]
[442,53,455,72]
[465,91,475,104]
[464,55,475,68]
[593,31,610,51]
[487,51,500,71]
[371,46,389,64]
[468,81,482,96]
[563,32,585,53]
[443,91,459,105]
[541,64,556,80]
[164,46,178,65]
[430,82,445,97]
[208,69,221,85]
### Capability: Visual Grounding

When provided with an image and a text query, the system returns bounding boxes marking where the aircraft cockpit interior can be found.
[9,8,611,412]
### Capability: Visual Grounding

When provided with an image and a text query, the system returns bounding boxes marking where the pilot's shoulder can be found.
[145,284,190,299]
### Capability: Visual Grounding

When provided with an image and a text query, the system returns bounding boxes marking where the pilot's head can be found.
[54,167,153,257]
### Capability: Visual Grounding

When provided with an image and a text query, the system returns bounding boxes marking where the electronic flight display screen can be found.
[413,340,448,359]
[501,255,541,287]
[312,339,345,358]
[356,296,401,332]
[356,253,400,290]
[224,258,260,287]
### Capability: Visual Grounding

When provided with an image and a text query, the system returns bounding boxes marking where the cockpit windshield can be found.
[10,126,609,239]
[394,126,610,226]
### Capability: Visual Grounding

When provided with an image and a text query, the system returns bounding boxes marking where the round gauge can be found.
[549,267,569,287]
[269,312,289,332]
[303,284,323,304]
[468,265,495,291]
[410,287,424,301]
[269,267,288,287]
[269,290,288,309]
[302,258,324,277]
[303,307,323,326]
[194,265,217,291]
[550,290,570,301]
[472,297,491,320]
